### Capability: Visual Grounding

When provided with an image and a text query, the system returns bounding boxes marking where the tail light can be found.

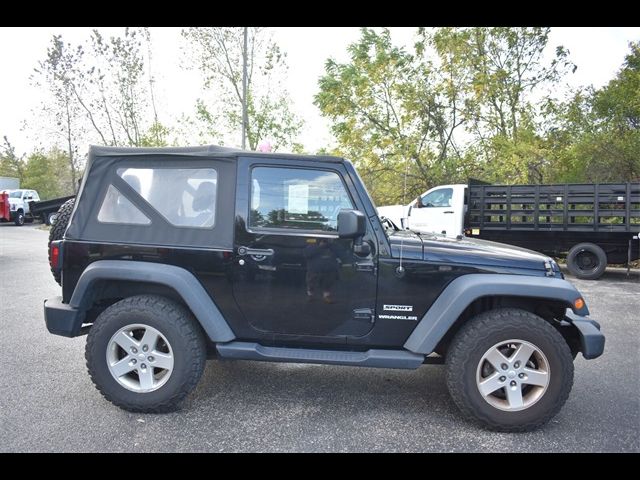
[50,241,62,269]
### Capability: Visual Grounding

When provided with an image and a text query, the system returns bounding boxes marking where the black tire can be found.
[566,243,607,280]
[446,308,574,432]
[14,210,24,226]
[48,198,75,285]
[85,295,207,413]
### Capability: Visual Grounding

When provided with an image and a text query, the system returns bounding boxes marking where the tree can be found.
[316,27,579,203]
[89,28,153,146]
[35,28,169,158]
[182,27,302,151]
[315,28,467,206]
[21,148,75,199]
[432,28,574,142]
[0,136,25,182]
[544,42,640,183]
[33,35,85,192]
[429,27,575,184]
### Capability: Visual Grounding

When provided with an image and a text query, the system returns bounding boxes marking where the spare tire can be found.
[48,198,75,285]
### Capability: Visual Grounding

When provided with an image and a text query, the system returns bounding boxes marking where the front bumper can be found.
[44,296,84,337]
[563,311,605,359]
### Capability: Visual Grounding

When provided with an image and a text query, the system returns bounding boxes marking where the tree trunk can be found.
[65,98,77,193]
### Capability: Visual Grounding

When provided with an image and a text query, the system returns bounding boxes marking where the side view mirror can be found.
[338,209,366,239]
[415,196,424,208]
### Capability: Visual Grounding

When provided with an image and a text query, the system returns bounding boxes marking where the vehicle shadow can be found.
[188,358,457,418]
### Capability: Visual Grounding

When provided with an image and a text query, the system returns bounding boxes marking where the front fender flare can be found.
[70,260,235,342]
[404,274,588,355]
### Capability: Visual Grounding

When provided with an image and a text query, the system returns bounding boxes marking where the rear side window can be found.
[97,185,151,225]
[116,167,218,228]
[250,166,354,231]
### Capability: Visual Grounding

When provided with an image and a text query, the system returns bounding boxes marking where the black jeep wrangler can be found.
[44,145,604,431]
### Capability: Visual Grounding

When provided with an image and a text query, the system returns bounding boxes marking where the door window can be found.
[421,188,453,208]
[249,167,354,232]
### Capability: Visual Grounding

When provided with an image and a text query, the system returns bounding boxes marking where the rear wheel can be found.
[446,308,574,432]
[48,198,75,285]
[14,210,24,226]
[566,242,607,280]
[85,295,207,413]
[45,211,57,225]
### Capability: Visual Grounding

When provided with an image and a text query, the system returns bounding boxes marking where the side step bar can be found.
[216,342,425,370]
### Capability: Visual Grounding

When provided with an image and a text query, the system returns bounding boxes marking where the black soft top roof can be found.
[67,145,347,250]
[88,145,345,163]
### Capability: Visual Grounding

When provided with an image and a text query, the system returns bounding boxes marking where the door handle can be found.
[237,246,274,256]
[353,308,375,323]
[355,260,375,273]
[444,211,454,214]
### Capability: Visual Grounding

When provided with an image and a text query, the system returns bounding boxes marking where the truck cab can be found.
[43,145,604,431]
[407,184,467,237]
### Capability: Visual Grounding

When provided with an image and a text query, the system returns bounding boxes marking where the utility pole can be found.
[241,27,248,150]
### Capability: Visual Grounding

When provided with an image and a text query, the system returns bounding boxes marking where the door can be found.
[409,187,458,236]
[232,160,378,339]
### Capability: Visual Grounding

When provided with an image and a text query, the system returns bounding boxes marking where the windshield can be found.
[9,191,24,198]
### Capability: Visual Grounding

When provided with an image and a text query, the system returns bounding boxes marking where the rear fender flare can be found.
[70,260,235,342]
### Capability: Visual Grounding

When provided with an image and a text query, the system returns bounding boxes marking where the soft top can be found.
[67,145,346,250]
[88,145,344,163]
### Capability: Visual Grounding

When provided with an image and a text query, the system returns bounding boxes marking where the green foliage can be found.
[315,28,466,205]
[0,136,24,181]
[544,42,640,183]
[1,144,78,200]
[22,148,76,199]
[139,121,170,147]
[317,28,637,206]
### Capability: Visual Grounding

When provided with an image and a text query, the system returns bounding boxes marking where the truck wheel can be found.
[48,198,75,285]
[566,243,607,280]
[85,295,207,413]
[446,308,574,432]
[14,210,24,226]
[45,211,57,226]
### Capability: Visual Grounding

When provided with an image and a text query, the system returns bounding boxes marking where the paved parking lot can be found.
[1,223,638,452]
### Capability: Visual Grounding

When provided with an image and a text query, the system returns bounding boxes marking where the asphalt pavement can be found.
[1,223,638,452]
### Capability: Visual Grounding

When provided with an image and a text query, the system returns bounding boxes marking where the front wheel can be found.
[14,211,24,226]
[446,308,574,432]
[86,295,207,413]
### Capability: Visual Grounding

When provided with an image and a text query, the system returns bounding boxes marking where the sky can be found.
[0,27,639,157]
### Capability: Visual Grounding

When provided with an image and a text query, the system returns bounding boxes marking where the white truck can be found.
[377,184,467,238]
[377,181,639,280]
[0,189,41,225]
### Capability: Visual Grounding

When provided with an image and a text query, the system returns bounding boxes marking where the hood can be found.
[387,230,552,273]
